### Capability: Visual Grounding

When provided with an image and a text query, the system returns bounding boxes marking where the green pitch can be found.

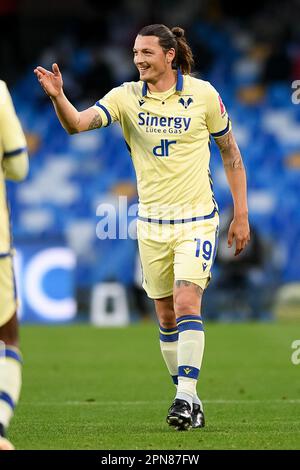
[9,322,300,450]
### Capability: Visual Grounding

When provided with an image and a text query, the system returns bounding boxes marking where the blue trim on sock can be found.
[159,325,178,333]
[176,315,202,323]
[178,365,200,380]
[159,324,178,342]
[5,348,22,364]
[172,375,178,385]
[177,316,204,333]
[159,332,178,342]
[0,391,15,410]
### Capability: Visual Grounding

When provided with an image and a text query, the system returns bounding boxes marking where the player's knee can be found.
[156,306,176,329]
[174,292,201,316]
[159,317,177,329]
[154,297,176,328]
[0,335,19,349]
[0,316,19,347]
[0,338,19,349]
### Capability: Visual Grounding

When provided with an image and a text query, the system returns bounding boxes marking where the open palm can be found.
[34,63,63,98]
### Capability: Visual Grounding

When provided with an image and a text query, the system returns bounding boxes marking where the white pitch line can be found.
[19,399,300,406]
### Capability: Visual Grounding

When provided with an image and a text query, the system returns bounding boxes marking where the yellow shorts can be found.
[137,213,219,299]
[0,254,17,328]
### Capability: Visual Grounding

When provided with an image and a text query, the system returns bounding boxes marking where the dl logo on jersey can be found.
[14,245,76,323]
[153,139,177,157]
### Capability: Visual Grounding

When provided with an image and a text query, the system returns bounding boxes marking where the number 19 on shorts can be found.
[194,238,213,260]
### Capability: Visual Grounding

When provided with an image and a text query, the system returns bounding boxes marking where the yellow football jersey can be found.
[93,70,231,220]
[0,80,28,254]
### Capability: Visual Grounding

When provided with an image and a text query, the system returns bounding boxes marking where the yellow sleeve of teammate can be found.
[91,85,124,127]
[0,80,29,181]
[205,83,231,139]
[2,154,29,181]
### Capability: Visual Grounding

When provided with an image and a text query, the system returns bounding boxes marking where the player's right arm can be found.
[34,63,102,134]
[0,81,29,181]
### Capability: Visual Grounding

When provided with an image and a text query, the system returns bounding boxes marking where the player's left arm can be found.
[215,130,250,256]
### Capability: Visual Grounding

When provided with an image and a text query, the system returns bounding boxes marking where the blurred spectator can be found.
[210,208,271,320]
[80,55,115,103]
[0,0,22,83]
[261,41,292,84]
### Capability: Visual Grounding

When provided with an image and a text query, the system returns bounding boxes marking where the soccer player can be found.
[0,81,29,449]
[34,24,250,431]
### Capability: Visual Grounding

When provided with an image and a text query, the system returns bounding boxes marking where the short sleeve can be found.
[91,86,124,127]
[0,81,27,156]
[205,83,231,138]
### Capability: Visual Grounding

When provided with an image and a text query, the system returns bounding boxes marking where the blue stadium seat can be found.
[8,34,300,293]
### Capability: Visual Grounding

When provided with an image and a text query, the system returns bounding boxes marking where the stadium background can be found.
[2,0,300,324]
[1,0,300,451]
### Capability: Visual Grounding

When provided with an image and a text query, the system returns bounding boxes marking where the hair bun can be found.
[171,27,185,39]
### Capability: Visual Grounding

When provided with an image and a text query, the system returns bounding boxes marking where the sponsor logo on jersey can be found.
[153,139,177,157]
[138,112,191,131]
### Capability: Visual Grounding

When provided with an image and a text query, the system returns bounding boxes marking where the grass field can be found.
[9,322,300,450]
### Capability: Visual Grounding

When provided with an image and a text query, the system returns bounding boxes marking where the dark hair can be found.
[138,24,194,75]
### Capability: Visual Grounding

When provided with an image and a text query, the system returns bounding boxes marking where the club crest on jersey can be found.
[178,97,193,109]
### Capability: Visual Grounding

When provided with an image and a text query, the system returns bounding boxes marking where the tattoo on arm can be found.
[88,113,102,130]
[214,132,231,153]
[175,280,203,296]
[215,130,244,170]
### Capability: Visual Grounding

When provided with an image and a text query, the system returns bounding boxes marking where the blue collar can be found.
[142,69,184,97]
[142,81,147,97]
[176,69,184,92]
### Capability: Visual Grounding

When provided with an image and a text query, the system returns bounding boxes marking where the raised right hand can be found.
[34,63,63,98]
